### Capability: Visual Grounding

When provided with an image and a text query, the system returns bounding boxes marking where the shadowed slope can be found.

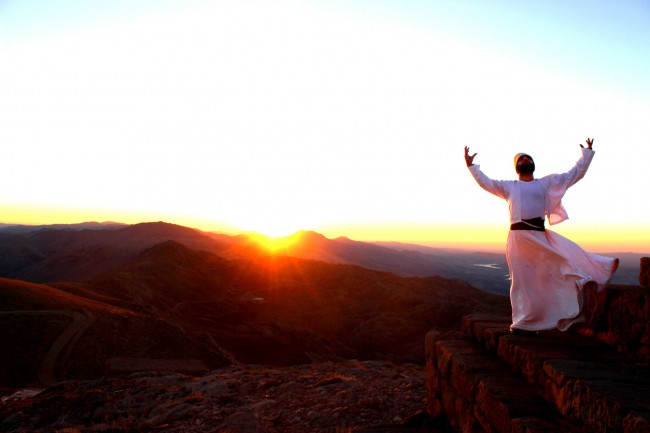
[87,241,510,365]
[0,277,231,388]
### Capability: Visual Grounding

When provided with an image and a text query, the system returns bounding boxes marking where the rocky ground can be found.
[1,360,453,433]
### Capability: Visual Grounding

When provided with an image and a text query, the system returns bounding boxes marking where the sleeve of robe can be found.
[467,164,511,200]
[541,148,595,225]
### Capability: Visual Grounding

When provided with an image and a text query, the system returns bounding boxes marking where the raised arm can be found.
[551,138,595,189]
[464,146,510,200]
[544,138,597,225]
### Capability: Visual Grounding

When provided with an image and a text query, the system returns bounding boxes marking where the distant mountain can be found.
[1,222,513,293]
[252,230,511,294]
[0,221,126,235]
[381,245,642,289]
[372,240,460,255]
[89,240,235,313]
[0,222,232,283]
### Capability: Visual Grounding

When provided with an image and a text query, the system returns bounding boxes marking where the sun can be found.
[247,232,301,253]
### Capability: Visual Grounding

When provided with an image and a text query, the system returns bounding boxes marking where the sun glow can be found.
[247,232,301,253]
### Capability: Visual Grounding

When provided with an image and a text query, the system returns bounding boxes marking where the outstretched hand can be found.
[580,138,594,150]
[464,146,477,167]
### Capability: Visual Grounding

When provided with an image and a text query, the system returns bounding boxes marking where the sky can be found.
[1,0,649,252]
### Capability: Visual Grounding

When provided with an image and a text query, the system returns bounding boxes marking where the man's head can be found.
[514,153,535,175]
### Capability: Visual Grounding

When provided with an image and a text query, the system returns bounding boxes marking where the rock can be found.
[595,286,650,358]
[641,257,650,288]
[624,411,650,433]
[107,358,208,375]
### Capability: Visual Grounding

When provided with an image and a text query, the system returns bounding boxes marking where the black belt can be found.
[510,217,545,232]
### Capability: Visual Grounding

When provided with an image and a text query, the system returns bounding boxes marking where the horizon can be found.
[2,218,648,255]
[2,1,649,254]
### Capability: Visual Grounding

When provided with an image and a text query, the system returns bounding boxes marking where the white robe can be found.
[468,148,617,331]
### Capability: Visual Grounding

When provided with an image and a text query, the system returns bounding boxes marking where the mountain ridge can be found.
[1,221,643,294]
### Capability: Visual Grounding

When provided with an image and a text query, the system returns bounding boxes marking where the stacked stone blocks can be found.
[426,313,650,433]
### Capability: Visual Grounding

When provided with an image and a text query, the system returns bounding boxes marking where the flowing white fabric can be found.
[468,147,617,331]
[507,229,616,331]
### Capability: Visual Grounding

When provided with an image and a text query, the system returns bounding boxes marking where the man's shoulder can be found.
[538,172,562,184]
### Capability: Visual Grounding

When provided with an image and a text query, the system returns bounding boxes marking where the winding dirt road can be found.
[0,309,95,385]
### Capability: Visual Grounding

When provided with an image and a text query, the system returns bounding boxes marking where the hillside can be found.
[0,238,509,388]
[88,240,510,363]
[0,276,232,388]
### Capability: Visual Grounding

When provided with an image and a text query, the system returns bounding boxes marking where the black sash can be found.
[510,217,545,232]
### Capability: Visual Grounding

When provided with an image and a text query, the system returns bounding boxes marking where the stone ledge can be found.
[462,315,650,433]
[543,359,650,385]
[542,360,650,432]
[462,314,511,353]
[425,331,578,433]
[496,333,608,386]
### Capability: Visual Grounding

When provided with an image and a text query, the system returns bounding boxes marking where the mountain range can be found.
[0,222,642,294]
[0,221,513,388]
[0,221,643,389]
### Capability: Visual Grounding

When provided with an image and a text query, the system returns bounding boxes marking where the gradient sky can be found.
[1,0,649,252]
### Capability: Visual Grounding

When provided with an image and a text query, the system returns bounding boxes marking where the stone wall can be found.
[592,284,650,360]
[425,327,584,433]
[426,315,650,433]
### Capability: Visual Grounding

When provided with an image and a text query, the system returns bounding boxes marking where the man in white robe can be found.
[464,138,619,333]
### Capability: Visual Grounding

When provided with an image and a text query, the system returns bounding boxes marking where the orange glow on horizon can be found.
[318,221,650,254]
[2,203,649,254]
